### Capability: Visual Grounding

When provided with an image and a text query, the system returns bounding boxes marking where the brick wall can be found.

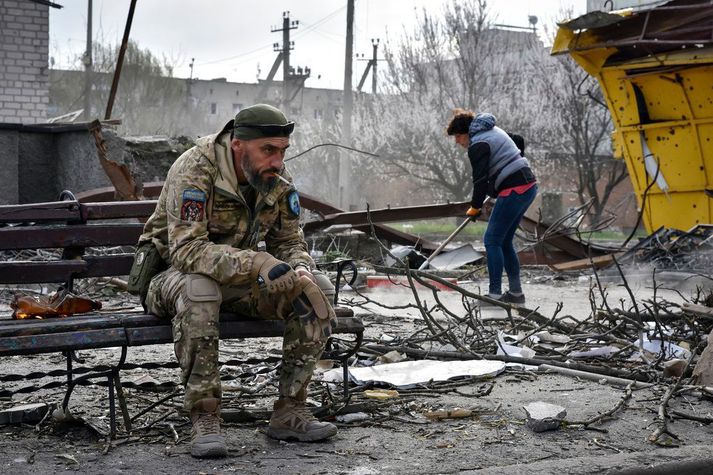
[0,0,49,124]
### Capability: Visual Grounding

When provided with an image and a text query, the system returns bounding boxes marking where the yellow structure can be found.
[552,2,713,232]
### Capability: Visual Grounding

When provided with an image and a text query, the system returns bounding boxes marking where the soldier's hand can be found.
[251,252,298,294]
[292,276,337,342]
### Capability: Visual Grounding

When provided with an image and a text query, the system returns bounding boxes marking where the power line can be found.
[193,5,347,68]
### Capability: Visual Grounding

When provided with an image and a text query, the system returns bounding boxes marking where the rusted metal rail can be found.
[69,185,607,260]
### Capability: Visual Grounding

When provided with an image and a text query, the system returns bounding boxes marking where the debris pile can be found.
[618,225,713,271]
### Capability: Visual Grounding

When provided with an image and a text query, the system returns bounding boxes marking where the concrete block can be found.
[0,403,53,425]
[523,401,567,432]
[55,130,122,196]
[18,132,56,202]
[0,129,19,204]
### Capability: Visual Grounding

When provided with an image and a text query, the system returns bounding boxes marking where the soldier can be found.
[131,104,337,458]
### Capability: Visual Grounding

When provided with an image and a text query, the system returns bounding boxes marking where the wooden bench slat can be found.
[0,223,143,249]
[0,307,355,338]
[81,201,158,220]
[0,255,134,284]
[0,314,125,337]
[0,201,81,223]
[0,316,362,356]
[0,260,88,284]
[0,328,129,356]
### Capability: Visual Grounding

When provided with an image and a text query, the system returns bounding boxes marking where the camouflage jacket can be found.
[138,127,314,287]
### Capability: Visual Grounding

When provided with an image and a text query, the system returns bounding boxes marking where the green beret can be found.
[233,103,295,140]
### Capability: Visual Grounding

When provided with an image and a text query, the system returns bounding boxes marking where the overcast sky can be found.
[49,0,586,90]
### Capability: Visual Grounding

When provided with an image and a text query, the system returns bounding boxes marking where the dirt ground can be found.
[1,269,713,474]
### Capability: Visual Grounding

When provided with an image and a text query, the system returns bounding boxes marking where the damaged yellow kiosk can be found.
[551,0,713,233]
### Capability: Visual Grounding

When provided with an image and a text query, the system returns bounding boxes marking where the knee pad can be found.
[185,274,221,304]
[176,274,221,339]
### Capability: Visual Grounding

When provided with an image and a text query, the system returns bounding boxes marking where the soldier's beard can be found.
[242,152,278,195]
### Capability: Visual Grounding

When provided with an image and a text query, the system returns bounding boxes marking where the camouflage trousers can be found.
[146,267,328,413]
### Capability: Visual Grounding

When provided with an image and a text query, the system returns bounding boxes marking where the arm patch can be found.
[181,189,207,222]
[287,190,301,217]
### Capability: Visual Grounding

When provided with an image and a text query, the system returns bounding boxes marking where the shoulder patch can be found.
[287,190,301,217]
[181,189,207,222]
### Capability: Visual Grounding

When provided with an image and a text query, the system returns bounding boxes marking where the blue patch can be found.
[287,190,300,217]
[181,189,207,222]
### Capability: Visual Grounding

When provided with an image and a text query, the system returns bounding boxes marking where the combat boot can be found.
[189,398,227,458]
[267,397,338,442]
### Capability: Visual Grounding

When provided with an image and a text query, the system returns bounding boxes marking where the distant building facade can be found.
[48,69,344,136]
[587,0,665,12]
[0,0,50,124]
[186,77,343,135]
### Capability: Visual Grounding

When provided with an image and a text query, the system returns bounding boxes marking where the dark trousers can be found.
[483,184,537,295]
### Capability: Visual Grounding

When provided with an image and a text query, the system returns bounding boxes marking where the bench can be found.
[0,192,363,437]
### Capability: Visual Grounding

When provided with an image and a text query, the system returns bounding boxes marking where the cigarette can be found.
[272,173,290,185]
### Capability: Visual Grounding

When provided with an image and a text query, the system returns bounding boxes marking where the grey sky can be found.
[49,0,585,90]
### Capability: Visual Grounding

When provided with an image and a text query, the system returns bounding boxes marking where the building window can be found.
[313,109,323,120]
[210,103,217,114]
[233,103,242,114]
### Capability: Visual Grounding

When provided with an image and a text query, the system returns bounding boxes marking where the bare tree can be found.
[533,53,629,224]
[351,0,540,204]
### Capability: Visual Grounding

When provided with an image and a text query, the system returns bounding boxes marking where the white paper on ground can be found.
[322,359,506,388]
[496,331,536,359]
[631,337,691,360]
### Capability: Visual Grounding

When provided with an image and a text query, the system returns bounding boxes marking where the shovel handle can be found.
[418,218,471,270]
[417,197,492,271]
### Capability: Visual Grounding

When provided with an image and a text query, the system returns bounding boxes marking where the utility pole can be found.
[259,13,309,105]
[271,12,297,107]
[371,38,379,94]
[343,0,354,144]
[340,0,355,210]
[82,0,93,121]
[357,38,380,94]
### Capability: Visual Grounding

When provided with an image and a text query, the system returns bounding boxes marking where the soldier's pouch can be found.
[127,242,167,301]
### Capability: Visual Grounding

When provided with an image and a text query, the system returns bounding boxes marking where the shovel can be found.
[417,198,491,271]
[418,218,471,270]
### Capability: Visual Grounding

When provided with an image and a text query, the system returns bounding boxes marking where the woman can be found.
[446,109,537,304]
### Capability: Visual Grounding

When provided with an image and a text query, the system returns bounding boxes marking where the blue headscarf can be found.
[469,112,496,135]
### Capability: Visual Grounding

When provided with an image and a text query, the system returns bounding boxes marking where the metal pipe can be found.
[104,0,138,120]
